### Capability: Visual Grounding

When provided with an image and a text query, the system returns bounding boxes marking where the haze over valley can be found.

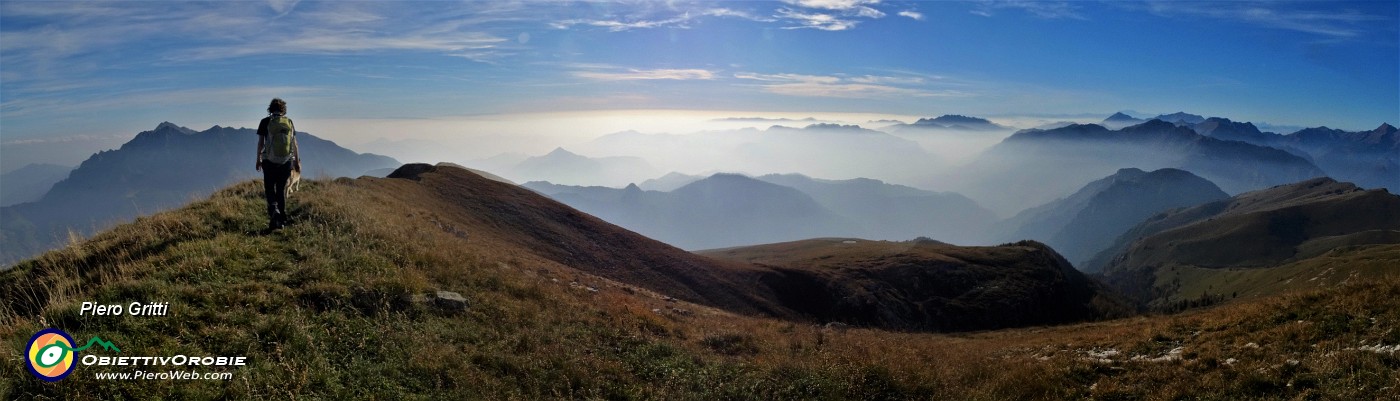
[3,1,1398,399]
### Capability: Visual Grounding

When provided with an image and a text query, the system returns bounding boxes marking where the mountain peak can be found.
[926,114,991,124]
[1152,112,1206,125]
[1105,112,1137,121]
[910,115,1003,130]
[1377,123,1397,134]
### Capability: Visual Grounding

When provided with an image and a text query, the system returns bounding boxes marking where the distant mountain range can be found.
[637,172,702,191]
[1153,112,1206,126]
[1192,119,1398,192]
[957,119,1325,216]
[994,168,1229,270]
[508,147,659,187]
[575,123,937,184]
[1100,112,1205,130]
[894,114,1011,131]
[0,163,71,207]
[0,122,398,265]
[526,172,996,249]
[1100,112,1146,130]
[1094,178,1400,308]
[754,173,996,244]
[526,174,851,250]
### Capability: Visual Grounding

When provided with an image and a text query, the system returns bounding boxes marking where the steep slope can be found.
[994,168,1229,270]
[959,120,1324,215]
[0,163,71,207]
[755,173,996,244]
[526,174,852,250]
[0,122,399,266]
[5,166,1400,400]
[1095,178,1400,307]
[702,238,1132,332]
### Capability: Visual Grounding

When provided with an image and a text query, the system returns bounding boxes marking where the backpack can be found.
[264,115,295,164]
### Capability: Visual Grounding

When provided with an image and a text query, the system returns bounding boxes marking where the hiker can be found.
[255,98,300,230]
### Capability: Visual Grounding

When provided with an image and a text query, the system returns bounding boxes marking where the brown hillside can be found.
[369,163,789,316]
[702,238,1131,331]
[1099,178,1400,306]
[356,164,1127,331]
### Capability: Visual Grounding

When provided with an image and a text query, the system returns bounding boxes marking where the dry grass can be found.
[2,176,1398,400]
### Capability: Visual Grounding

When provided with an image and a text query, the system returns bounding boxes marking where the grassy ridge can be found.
[3,178,1399,400]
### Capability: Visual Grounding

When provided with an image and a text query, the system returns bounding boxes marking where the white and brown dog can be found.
[286,165,301,195]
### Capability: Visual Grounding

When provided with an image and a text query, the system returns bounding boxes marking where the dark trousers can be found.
[262,160,292,225]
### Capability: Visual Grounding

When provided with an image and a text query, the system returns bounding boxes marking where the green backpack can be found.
[264,115,295,164]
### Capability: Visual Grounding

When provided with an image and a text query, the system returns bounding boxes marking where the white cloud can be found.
[783,0,881,12]
[551,15,693,32]
[898,10,924,21]
[1142,1,1389,39]
[972,1,1085,20]
[735,72,965,99]
[575,68,717,81]
[266,0,300,16]
[775,8,859,31]
[703,8,778,22]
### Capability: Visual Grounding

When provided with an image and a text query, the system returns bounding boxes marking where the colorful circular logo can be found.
[26,328,77,382]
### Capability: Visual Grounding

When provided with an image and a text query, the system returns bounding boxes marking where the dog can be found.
[286,164,301,195]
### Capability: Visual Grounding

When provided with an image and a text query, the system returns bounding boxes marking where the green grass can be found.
[3,178,1400,400]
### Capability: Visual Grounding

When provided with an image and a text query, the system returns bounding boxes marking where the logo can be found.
[25,328,120,382]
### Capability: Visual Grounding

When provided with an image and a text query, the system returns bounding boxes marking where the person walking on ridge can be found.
[255,98,300,230]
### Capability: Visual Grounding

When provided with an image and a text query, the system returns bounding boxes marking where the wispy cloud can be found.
[574,68,717,81]
[898,10,924,21]
[971,1,1085,20]
[177,29,508,61]
[783,0,885,17]
[735,72,965,99]
[1141,1,1390,39]
[775,0,890,30]
[775,8,861,31]
[551,15,694,31]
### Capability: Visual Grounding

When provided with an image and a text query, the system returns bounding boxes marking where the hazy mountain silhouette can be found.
[579,124,937,184]
[0,163,71,207]
[0,122,399,265]
[528,172,997,248]
[524,173,851,250]
[995,168,1229,270]
[638,171,702,191]
[957,120,1325,216]
[1094,178,1400,306]
[1192,119,1398,192]
[1153,112,1206,125]
[508,147,659,187]
[1103,112,1148,128]
[1101,112,1146,130]
[754,173,996,244]
[898,114,1010,131]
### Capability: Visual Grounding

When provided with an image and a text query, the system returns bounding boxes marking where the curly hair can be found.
[267,98,287,115]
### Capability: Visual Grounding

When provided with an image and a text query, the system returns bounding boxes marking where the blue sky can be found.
[2,0,1397,145]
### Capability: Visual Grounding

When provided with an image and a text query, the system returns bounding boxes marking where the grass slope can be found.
[2,174,1398,400]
